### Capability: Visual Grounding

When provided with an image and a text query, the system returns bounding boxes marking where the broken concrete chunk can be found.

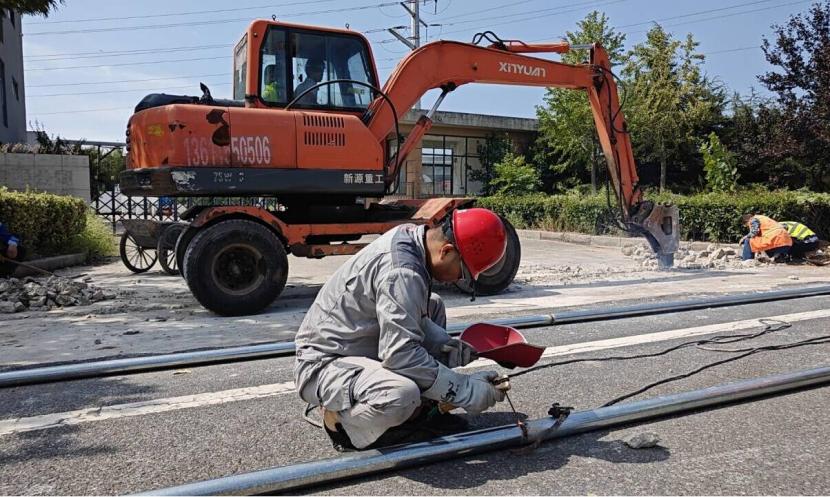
[623,432,661,449]
[712,248,727,260]
[0,301,17,313]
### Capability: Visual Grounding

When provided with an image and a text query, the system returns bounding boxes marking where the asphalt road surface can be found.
[2,295,830,495]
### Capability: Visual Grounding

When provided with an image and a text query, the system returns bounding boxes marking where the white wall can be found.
[0,152,90,202]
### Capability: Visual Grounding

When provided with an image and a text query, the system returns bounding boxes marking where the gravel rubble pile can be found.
[0,276,115,313]
[623,243,768,270]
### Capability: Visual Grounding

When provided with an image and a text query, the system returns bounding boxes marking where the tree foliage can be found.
[623,26,726,192]
[490,152,540,196]
[471,133,513,196]
[699,132,739,193]
[0,0,64,16]
[535,11,625,193]
[758,0,830,190]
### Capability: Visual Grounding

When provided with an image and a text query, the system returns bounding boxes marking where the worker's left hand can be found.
[441,338,478,368]
[6,244,17,259]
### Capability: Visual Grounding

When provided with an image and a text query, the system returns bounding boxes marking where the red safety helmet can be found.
[451,207,507,281]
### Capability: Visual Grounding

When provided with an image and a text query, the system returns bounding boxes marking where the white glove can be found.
[441,338,478,368]
[423,365,506,415]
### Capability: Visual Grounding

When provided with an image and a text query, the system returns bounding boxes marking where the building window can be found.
[11,77,17,101]
[418,135,485,197]
[8,11,14,28]
[422,141,454,196]
[0,58,7,128]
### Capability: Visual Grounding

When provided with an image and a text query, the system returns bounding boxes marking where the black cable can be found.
[602,333,830,407]
[506,317,830,407]
[507,319,793,380]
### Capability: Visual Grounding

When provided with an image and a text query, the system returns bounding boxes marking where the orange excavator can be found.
[121,20,678,316]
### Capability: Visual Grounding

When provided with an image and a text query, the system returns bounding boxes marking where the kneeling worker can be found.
[294,208,509,450]
[781,221,820,259]
[740,213,792,261]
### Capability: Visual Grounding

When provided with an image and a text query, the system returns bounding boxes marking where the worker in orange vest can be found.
[739,214,792,261]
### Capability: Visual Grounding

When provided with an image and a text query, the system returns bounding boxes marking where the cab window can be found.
[233,34,247,101]
[259,28,288,104]
[259,26,376,110]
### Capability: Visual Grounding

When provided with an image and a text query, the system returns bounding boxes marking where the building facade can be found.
[394,109,537,199]
[0,10,25,144]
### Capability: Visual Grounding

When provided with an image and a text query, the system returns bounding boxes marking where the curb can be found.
[517,229,740,252]
[12,252,88,278]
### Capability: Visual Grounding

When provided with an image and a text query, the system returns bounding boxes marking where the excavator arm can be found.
[367,38,679,266]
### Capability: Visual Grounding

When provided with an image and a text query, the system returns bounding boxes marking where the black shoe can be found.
[324,422,357,452]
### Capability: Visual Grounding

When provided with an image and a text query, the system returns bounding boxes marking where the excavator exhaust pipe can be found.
[631,202,680,269]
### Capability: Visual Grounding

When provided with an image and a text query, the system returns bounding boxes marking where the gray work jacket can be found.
[294,224,451,408]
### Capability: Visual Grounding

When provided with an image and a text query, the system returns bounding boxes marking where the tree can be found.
[0,0,65,16]
[623,26,726,192]
[471,133,512,196]
[534,11,626,193]
[490,152,540,196]
[699,132,739,192]
[758,1,830,191]
[724,91,801,188]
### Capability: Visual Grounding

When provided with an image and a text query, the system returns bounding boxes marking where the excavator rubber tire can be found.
[158,224,186,276]
[183,219,288,316]
[456,216,521,296]
[175,225,200,280]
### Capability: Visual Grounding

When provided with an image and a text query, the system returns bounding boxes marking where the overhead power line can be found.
[615,0,780,28]
[26,56,227,71]
[26,0,337,25]
[30,106,130,115]
[26,44,233,62]
[25,1,401,36]
[374,0,626,43]
[27,73,230,88]
[28,82,231,98]
[628,0,813,34]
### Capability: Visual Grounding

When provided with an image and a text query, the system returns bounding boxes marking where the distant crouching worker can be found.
[780,221,820,259]
[740,214,792,261]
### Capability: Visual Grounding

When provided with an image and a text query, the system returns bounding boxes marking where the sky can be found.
[21,0,813,142]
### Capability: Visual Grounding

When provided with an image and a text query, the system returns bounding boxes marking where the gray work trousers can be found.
[301,293,446,449]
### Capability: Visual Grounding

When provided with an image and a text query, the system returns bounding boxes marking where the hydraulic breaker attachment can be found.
[628,201,680,268]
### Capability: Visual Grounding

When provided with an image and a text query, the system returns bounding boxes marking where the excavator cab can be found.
[233,21,379,112]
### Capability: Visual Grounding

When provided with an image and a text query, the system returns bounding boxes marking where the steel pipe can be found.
[3,285,830,388]
[139,365,830,495]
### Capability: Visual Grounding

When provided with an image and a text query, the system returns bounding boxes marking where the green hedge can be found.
[478,190,830,243]
[0,189,88,257]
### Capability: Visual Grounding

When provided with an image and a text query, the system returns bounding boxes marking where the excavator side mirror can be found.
[199,83,214,104]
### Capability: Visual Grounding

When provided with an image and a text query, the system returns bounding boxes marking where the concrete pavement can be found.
[1,295,830,494]
[2,235,828,369]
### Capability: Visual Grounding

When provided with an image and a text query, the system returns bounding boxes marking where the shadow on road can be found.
[0,425,116,465]
[399,414,671,490]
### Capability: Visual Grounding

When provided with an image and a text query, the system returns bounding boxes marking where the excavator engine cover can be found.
[460,323,545,368]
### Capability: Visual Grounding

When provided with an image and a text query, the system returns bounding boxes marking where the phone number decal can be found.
[184,136,272,166]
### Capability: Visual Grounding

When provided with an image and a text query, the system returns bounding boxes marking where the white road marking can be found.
[459,309,830,369]
[3,308,830,436]
[0,382,295,436]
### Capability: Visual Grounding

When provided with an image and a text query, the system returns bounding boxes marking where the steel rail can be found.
[139,365,830,495]
[3,285,830,388]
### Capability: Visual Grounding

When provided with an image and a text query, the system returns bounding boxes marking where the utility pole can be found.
[388,1,429,108]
